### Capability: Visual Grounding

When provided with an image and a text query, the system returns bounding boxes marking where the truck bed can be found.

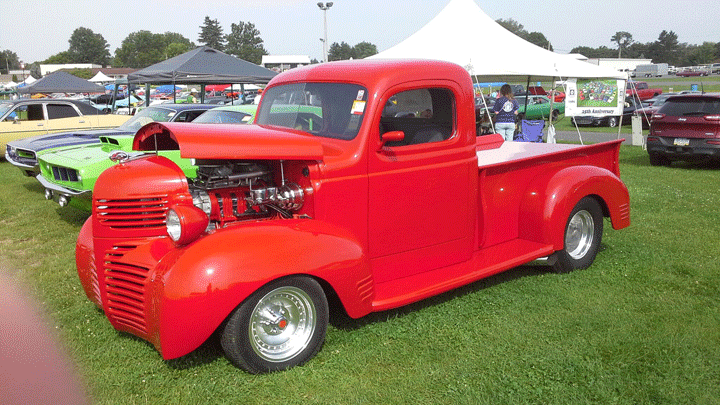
[475,134,622,173]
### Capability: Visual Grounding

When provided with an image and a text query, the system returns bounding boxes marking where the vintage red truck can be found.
[626,81,662,101]
[76,59,630,374]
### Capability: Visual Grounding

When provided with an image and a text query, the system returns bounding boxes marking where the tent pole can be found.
[200,84,205,103]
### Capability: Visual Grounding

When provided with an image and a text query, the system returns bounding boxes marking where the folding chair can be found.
[514,119,545,142]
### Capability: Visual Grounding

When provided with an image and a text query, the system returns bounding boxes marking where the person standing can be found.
[492,84,519,141]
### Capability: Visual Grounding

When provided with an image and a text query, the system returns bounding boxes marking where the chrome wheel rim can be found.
[249,286,316,363]
[565,210,594,260]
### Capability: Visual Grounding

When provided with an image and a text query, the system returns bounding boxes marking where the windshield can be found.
[0,102,13,119]
[193,110,254,125]
[659,97,720,116]
[255,82,368,140]
[117,107,177,132]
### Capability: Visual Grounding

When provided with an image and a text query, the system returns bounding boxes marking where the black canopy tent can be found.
[17,71,106,94]
[126,46,278,106]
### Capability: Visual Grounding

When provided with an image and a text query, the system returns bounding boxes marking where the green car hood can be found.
[38,135,197,194]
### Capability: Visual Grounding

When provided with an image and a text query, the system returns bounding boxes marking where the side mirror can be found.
[381,130,404,145]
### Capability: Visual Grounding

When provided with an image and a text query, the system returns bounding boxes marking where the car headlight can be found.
[166,205,210,245]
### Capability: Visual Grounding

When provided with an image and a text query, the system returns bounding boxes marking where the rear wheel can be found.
[607,116,618,127]
[221,277,328,374]
[552,197,604,274]
[551,109,559,120]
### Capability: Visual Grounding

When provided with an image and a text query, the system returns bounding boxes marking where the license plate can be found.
[674,138,690,146]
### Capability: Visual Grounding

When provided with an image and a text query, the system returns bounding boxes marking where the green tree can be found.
[685,42,717,65]
[525,32,553,51]
[610,31,633,58]
[496,18,553,50]
[648,30,680,65]
[198,16,225,51]
[352,42,378,59]
[225,21,267,64]
[44,51,73,64]
[569,46,617,59]
[68,27,111,65]
[0,49,20,74]
[114,31,194,68]
[327,42,354,61]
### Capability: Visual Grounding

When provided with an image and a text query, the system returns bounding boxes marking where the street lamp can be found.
[317,2,333,62]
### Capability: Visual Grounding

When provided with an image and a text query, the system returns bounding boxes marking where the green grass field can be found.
[1,145,719,404]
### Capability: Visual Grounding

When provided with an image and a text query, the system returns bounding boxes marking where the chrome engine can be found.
[189,160,305,223]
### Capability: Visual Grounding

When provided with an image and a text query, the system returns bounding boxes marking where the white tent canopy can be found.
[369,0,626,81]
[89,71,113,83]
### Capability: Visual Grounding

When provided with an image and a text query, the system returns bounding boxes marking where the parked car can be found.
[571,97,641,128]
[515,94,564,120]
[526,85,566,102]
[6,104,213,177]
[37,104,255,210]
[191,104,258,124]
[646,93,720,166]
[1,98,129,153]
[635,93,678,127]
[676,69,709,77]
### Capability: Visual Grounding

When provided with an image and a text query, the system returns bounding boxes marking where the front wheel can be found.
[221,277,329,374]
[551,197,604,273]
[607,116,618,127]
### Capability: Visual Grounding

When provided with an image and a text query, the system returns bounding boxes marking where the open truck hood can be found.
[133,122,324,161]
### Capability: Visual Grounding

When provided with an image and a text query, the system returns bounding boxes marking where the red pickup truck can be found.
[76,60,630,373]
[626,81,662,101]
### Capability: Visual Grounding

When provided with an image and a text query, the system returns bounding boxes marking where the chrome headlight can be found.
[166,209,182,241]
[166,205,210,245]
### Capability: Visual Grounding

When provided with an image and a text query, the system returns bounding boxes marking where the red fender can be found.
[122,219,372,360]
[518,165,630,249]
[76,217,101,308]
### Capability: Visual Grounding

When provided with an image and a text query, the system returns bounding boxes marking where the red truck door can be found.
[367,83,475,283]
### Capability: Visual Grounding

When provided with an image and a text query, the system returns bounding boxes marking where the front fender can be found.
[142,219,371,360]
[518,165,630,249]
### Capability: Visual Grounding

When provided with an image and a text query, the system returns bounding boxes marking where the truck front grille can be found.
[104,242,149,336]
[95,196,169,230]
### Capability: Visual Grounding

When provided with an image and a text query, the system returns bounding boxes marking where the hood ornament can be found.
[109,150,130,163]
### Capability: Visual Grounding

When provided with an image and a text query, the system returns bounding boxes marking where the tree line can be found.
[2,17,719,79]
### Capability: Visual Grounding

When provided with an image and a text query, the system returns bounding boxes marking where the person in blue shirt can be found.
[492,84,520,141]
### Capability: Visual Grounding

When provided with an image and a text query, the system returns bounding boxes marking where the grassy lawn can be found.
[1,146,719,404]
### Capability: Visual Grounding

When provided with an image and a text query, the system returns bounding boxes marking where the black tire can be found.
[551,109,560,120]
[648,152,671,166]
[551,197,603,274]
[607,116,618,127]
[221,277,328,374]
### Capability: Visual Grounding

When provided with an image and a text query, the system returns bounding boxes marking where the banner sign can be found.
[564,79,626,117]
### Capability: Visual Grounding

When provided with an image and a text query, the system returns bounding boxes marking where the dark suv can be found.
[647,94,720,166]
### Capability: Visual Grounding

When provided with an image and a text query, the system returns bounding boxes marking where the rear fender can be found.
[518,166,630,249]
[148,219,371,360]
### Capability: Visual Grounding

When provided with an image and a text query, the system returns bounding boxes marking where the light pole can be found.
[317,2,333,62]
[20,63,25,83]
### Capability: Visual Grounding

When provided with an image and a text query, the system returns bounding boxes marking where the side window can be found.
[380,87,454,146]
[46,104,79,119]
[6,105,28,121]
[173,111,190,122]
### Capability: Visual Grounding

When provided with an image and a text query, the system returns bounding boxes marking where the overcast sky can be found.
[3,0,720,64]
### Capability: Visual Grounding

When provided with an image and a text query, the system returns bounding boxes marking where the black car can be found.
[571,97,641,128]
[5,104,214,176]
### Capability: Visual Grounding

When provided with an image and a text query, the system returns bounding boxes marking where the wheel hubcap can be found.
[249,286,316,363]
[565,210,594,260]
